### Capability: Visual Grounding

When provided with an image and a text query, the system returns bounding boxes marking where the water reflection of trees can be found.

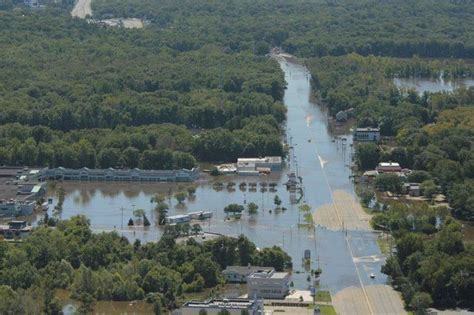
[77,188,96,206]
[123,189,140,199]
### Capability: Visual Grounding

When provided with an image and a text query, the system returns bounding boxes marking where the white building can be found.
[222,265,274,283]
[181,298,263,315]
[353,127,380,142]
[237,156,282,175]
[247,270,290,299]
[166,214,190,224]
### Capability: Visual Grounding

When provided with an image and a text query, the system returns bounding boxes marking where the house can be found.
[247,269,290,299]
[360,170,379,183]
[222,265,274,283]
[403,183,421,197]
[181,298,263,315]
[17,183,46,197]
[336,110,348,122]
[0,220,32,239]
[0,200,19,217]
[376,162,402,173]
[353,127,380,142]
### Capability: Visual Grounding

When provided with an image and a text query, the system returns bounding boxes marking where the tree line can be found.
[0,215,291,313]
[90,0,474,59]
[0,115,283,169]
[372,204,473,311]
[0,11,287,169]
[307,54,474,221]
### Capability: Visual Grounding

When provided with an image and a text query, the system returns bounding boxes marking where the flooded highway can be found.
[41,57,392,298]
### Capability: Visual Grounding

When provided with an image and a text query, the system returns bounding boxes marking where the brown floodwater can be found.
[38,58,386,299]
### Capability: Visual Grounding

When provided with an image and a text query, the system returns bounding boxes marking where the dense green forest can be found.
[91,0,474,58]
[0,11,286,167]
[0,216,291,313]
[309,54,474,309]
[372,204,474,309]
[307,54,474,221]
[1,0,474,311]
[2,0,474,169]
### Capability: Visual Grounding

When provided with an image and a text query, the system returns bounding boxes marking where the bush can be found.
[374,173,403,193]
[210,167,221,176]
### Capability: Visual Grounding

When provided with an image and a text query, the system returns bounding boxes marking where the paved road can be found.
[313,190,372,231]
[333,285,406,315]
[275,55,406,314]
[71,0,92,18]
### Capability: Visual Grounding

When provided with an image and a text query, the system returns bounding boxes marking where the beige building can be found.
[247,270,290,299]
[236,156,283,175]
[222,265,274,283]
[376,162,402,173]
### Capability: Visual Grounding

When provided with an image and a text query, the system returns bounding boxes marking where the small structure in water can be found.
[166,211,213,224]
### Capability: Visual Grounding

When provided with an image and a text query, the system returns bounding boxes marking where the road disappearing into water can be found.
[276,54,406,314]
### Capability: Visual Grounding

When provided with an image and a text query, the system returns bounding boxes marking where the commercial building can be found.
[222,265,275,283]
[181,298,263,315]
[0,175,44,217]
[0,167,25,178]
[39,167,199,182]
[166,211,213,224]
[247,270,290,299]
[237,156,282,176]
[0,220,32,239]
[353,127,380,142]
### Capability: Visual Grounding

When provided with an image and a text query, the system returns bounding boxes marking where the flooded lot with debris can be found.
[37,57,387,294]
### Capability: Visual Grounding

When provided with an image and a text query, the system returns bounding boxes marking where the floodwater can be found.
[394,77,474,94]
[42,57,385,294]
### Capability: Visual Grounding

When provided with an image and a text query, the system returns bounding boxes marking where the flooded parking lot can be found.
[34,57,388,295]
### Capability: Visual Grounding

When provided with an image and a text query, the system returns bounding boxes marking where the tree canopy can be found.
[0,216,291,312]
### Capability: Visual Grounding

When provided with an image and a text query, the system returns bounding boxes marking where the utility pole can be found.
[120,206,124,236]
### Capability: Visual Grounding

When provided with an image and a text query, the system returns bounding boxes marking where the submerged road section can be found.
[276,54,406,314]
[40,50,405,312]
